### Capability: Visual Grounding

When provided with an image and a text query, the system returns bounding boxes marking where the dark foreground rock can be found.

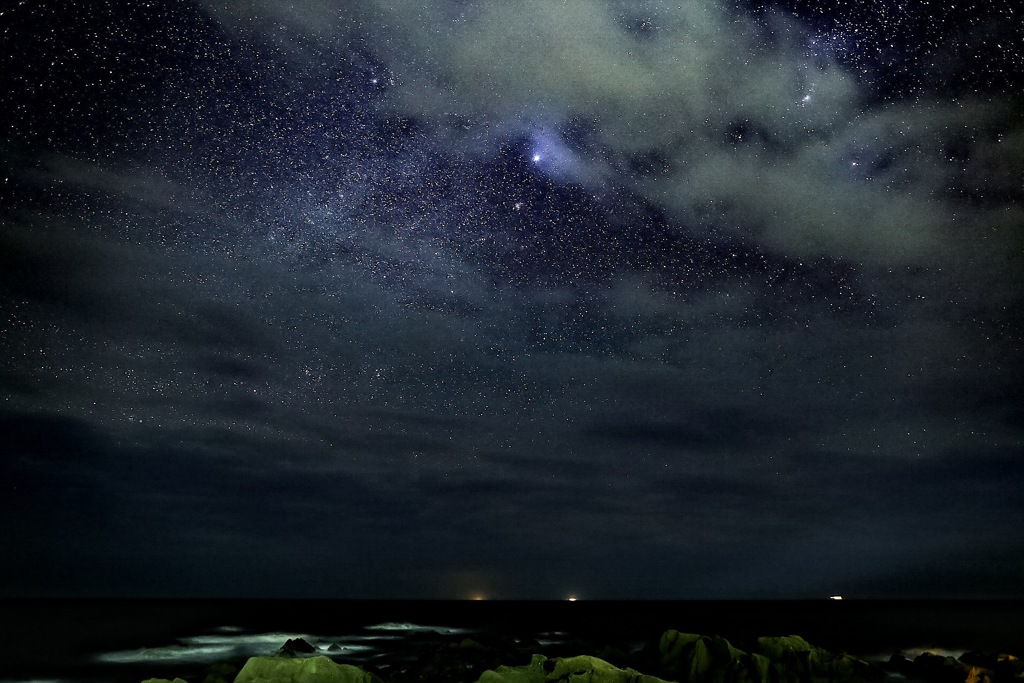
[960,652,1024,680]
[885,650,1024,683]
[365,633,542,683]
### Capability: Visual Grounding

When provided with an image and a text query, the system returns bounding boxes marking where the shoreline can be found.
[3,600,1023,683]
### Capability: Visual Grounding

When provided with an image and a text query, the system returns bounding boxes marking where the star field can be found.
[750,0,1023,99]
[1,0,1022,599]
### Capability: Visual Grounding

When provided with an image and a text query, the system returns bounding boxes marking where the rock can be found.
[755,636,816,662]
[203,660,241,683]
[905,653,1002,683]
[141,679,189,683]
[656,631,881,683]
[658,632,703,672]
[960,652,1024,681]
[593,645,633,669]
[754,635,880,683]
[478,653,672,683]
[235,655,381,683]
[658,631,749,683]
[884,653,915,676]
[278,638,319,657]
[373,630,539,683]
[456,638,488,652]
[914,653,981,683]
[879,650,1024,683]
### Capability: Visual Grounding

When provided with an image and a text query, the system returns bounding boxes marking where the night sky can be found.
[1,0,1022,600]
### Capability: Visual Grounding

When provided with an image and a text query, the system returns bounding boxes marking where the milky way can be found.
[1,0,1022,599]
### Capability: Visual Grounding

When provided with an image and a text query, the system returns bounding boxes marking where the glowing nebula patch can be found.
[527,126,581,181]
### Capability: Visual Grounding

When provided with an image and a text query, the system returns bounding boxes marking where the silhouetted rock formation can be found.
[277,638,319,657]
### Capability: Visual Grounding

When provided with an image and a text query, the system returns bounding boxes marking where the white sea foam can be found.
[96,643,236,664]
[95,631,374,665]
[365,622,468,634]
[898,647,967,659]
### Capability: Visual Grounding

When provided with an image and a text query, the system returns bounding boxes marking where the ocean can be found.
[2,600,1022,683]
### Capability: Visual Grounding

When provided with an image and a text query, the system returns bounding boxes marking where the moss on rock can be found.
[658,631,753,683]
[234,655,381,683]
[753,635,880,683]
[478,654,671,683]
[656,631,880,683]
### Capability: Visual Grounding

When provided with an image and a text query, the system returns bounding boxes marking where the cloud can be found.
[5,0,1021,598]
[200,0,1022,271]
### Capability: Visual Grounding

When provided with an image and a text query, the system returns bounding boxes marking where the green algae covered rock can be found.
[656,631,880,683]
[753,636,880,683]
[755,636,816,663]
[658,631,754,683]
[234,655,381,683]
[478,654,548,683]
[659,633,708,680]
[141,678,189,683]
[479,653,672,683]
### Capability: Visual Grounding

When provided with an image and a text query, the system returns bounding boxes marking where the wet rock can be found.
[881,651,1024,683]
[917,651,978,683]
[913,652,990,683]
[960,652,1024,681]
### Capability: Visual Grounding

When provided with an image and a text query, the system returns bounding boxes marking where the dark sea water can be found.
[2,600,1022,683]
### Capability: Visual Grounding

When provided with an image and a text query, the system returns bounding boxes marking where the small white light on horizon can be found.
[567,596,578,602]
[829,595,843,600]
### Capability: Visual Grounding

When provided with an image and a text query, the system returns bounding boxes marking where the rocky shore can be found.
[138,629,1024,683]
